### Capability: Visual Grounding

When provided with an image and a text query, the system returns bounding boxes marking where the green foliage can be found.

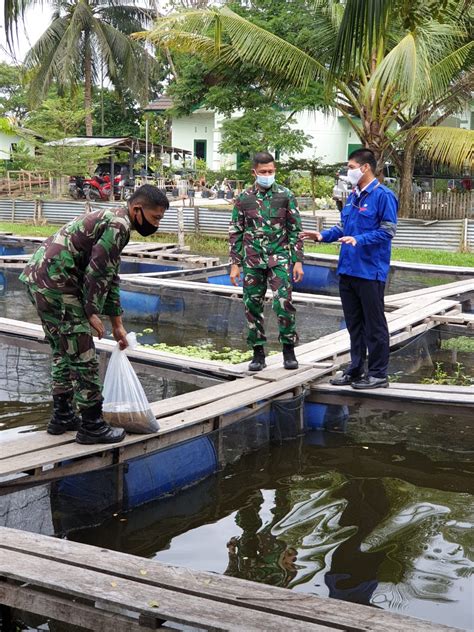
[441,337,474,353]
[219,107,311,157]
[138,340,255,364]
[421,362,473,386]
[0,117,15,135]
[26,93,87,140]
[92,89,140,138]
[290,174,333,197]
[0,63,29,123]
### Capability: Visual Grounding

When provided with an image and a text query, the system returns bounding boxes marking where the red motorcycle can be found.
[69,174,127,201]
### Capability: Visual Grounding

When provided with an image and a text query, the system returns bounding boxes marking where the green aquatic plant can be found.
[441,337,474,353]
[422,362,473,386]
[138,341,256,364]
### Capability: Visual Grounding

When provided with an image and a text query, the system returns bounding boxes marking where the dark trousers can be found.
[339,274,389,378]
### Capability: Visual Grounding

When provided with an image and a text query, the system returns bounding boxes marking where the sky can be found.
[0,6,53,63]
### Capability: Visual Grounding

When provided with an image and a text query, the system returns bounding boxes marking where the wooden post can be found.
[460,218,468,253]
[11,199,15,222]
[194,206,200,234]
[177,204,185,249]
[109,153,115,201]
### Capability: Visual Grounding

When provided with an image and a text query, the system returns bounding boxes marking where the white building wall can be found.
[285,110,356,163]
[0,132,23,161]
[170,108,361,169]
[171,111,215,169]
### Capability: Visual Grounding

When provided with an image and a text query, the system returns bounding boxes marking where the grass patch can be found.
[1,221,473,266]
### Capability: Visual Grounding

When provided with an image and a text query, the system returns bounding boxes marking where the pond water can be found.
[1,257,473,631]
[2,404,473,631]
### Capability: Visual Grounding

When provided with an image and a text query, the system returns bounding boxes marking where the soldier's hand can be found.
[113,325,129,350]
[300,230,322,242]
[89,314,105,339]
[293,262,304,283]
[338,236,357,246]
[230,264,241,286]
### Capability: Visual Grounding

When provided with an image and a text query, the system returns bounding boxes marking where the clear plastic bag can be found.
[102,332,159,434]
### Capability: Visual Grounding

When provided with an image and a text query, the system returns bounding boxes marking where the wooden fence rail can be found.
[410,191,472,220]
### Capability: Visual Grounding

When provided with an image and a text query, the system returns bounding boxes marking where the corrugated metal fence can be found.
[0,199,473,252]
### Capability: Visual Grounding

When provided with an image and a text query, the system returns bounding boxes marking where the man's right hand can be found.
[88,314,105,339]
[230,264,241,286]
[300,230,322,242]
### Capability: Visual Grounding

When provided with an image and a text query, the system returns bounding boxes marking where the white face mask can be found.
[255,174,275,188]
[346,167,363,187]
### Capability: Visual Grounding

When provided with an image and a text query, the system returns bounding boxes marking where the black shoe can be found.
[76,402,126,444]
[283,344,298,370]
[47,392,81,435]
[329,372,362,386]
[248,345,266,372]
[351,376,389,390]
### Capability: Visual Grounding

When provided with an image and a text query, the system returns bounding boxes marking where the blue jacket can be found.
[321,180,398,282]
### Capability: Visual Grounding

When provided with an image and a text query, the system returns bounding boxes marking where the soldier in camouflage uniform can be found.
[20,185,169,444]
[229,152,304,371]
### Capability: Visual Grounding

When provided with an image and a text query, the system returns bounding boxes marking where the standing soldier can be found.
[229,152,304,371]
[20,185,169,443]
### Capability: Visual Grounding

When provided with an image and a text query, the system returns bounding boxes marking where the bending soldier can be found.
[20,185,169,444]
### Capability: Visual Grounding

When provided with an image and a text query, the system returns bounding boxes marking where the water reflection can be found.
[36,414,470,630]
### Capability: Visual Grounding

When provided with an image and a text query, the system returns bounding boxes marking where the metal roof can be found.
[144,96,174,112]
[45,136,192,155]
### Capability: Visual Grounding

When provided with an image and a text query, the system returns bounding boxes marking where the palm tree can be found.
[137,0,473,215]
[23,0,159,136]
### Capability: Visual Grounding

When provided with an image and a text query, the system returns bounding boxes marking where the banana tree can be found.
[136,0,473,215]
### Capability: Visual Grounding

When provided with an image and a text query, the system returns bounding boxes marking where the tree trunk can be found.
[84,30,93,137]
[397,136,417,218]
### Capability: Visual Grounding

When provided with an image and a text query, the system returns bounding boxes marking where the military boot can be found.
[76,402,126,445]
[47,393,81,435]
[283,344,299,370]
[248,345,266,372]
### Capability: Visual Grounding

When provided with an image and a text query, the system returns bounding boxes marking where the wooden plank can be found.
[310,384,474,406]
[381,382,474,396]
[0,548,333,632]
[0,529,458,632]
[252,364,316,382]
[121,277,343,307]
[0,431,75,461]
[386,279,474,305]
[0,583,163,632]
[0,368,325,479]
[0,317,235,375]
[150,376,260,418]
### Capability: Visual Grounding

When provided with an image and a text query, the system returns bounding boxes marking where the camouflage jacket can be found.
[229,183,304,268]
[20,208,131,317]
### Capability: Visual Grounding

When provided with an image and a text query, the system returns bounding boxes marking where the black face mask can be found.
[132,207,158,236]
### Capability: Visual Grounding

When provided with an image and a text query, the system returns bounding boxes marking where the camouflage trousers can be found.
[243,264,297,347]
[25,285,102,410]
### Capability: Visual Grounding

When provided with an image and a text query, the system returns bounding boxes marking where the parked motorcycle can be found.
[69,174,133,202]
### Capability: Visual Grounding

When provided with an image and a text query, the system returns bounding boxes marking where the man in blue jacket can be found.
[301,148,398,389]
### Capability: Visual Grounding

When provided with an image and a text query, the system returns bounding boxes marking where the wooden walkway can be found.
[0,278,471,488]
[305,252,474,276]
[0,236,220,268]
[310,382,474,412]
[0,527,460,632]
[0,366,325,489]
